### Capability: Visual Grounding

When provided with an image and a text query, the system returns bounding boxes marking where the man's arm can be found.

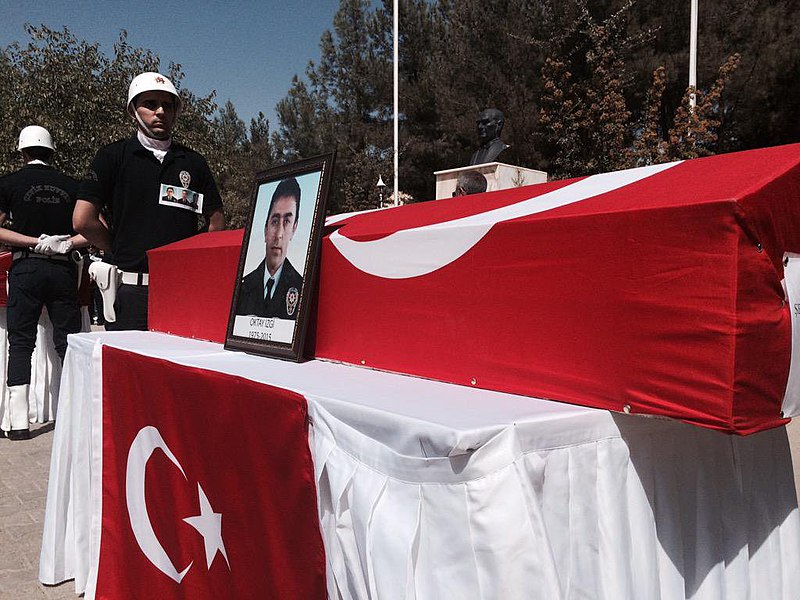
[73,199,112,252]
[207,208,225,232]
[0,212,91,252]
[69,234,91,250]
[0,212,39,248]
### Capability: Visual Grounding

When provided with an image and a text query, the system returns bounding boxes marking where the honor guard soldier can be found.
[0,126,87,440]
[73,72,225,330]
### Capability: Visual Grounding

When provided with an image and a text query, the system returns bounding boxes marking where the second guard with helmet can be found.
[0,126,88,440]
[73,72,225,330]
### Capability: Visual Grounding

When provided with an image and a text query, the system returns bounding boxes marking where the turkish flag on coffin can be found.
[95,347,326,599]
[316,145,800,434]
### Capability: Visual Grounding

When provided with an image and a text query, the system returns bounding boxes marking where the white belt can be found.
[119,271,149,286]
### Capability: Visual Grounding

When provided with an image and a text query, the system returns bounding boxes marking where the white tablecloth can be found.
[0,307,90,431]
[41,331,800,599]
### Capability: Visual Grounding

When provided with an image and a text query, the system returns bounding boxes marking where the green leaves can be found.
[3,2,796,221]
[0,26,158,178]
[0,25,272,230]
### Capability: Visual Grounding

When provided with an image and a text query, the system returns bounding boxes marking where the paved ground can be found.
[0,423,76,600]
[2,414,800,599]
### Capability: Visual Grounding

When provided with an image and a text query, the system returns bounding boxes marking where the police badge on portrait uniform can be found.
[286,287,299,317]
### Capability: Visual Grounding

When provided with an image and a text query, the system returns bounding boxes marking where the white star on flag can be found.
[183,483,231,570]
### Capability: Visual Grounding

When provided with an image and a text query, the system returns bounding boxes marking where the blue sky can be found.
[0,0,341,128]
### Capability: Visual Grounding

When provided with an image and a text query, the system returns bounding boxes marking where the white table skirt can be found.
[0,306,90,431]
[41,331,800,599]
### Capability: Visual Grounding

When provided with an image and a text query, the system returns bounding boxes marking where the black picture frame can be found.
[224,152,335,360]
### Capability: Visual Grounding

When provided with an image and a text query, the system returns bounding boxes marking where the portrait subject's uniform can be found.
[237,258,303,320]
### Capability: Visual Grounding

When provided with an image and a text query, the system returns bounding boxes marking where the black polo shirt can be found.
[0,164,78,245]
[78,135,223,272]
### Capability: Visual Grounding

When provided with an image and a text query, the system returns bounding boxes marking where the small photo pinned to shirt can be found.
[159,183,204,214]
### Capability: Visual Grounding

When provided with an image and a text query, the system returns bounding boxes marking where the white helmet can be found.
[127,72,182,114]
[18,125,54,151]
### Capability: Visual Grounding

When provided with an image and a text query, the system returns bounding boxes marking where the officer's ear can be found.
[127,102,137,120]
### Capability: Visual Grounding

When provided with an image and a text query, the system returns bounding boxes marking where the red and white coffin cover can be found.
[316,144,800,434]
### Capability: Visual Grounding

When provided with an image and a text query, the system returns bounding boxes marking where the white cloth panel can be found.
[0,306,90,430]
[310,401,800,600]
[782,252,800,417]
[39,335,99,594]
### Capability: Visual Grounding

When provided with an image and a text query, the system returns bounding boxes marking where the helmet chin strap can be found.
[133,110,171,141]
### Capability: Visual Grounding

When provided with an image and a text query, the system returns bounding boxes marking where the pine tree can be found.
[538,1,638,177]
[273,0,392,214]
[631,55,741,165]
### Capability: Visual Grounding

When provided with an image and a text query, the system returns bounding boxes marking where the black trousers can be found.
[105,283,149,331]
[6,258,82,386]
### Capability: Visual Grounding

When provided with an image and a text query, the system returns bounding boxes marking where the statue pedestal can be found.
[434,162,547,199]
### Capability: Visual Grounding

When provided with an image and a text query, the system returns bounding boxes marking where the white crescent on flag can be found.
[126,426,231,583]
[328,161,681,279]
[126,426,193,583]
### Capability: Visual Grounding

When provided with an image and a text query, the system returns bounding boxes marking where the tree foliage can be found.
[0,25,273,229]
[3,2,798,223]
[538,2,638,176]
[0,25,155,178]
[272,0,392,214]
[274,0,798,205]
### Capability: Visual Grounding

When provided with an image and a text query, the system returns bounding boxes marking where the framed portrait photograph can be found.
[224,153,335,360]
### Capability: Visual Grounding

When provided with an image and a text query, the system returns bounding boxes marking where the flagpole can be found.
[689,0,698,111]
[393,0,399,205]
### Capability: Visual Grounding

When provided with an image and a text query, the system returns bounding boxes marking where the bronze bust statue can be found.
[469,108,509,165]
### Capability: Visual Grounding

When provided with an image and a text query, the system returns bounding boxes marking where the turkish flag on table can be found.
[95,347,326,599]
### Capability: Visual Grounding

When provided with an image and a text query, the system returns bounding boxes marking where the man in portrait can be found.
[178,188,198,209]
[236,177,304,320]
[161,186,175,203]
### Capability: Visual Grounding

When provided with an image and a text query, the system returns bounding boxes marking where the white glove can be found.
[34,234,73,256]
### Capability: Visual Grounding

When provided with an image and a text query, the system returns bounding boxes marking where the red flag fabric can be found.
[95,346,325,599]
[148,229,243,343]
[314,145,800,434]
[0,251,10,306]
